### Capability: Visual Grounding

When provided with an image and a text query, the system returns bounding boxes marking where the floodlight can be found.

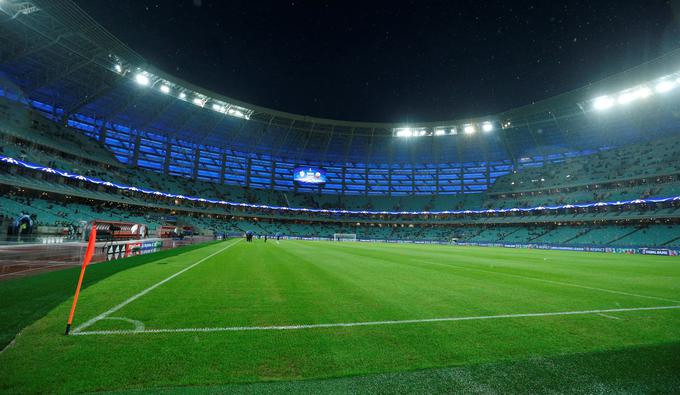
[593,96,614,110]
[212,103,223,111]
[396,128,413,137]
[464,125,475,134]
[228,108,245,118]
[179,92,187,99]
[134,73,150,86]
[482,122,494,132]
[637,86,652,98]
[419,130,427,136]
[450,128,458,135]
[114,64,123,73]
[618,87,651,104]
[193,97,204,106]
[656,80,675,93]
[160,85,170,94]
[618,91,636,104]
[434,129,446,136]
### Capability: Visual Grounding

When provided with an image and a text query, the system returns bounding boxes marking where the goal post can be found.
[333,233,357,242]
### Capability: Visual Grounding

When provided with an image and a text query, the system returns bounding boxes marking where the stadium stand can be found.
[1,125,680,247]
[0,5,679,253]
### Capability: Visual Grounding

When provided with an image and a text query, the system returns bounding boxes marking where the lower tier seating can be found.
[3,192,678,248]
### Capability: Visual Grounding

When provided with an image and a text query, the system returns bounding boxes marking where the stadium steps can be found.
[527,228,554,242]
[606,227,642,245]
[563,228,591,244]
[662,234,680,247]
[498,227,522,241]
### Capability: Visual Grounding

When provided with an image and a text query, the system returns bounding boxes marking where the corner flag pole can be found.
[65,223,98,335]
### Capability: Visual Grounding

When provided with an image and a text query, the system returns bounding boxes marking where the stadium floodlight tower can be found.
[333,233,357,242]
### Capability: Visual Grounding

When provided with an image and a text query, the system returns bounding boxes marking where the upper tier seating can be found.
[1,97,679,217]
[0,98,120,167]
[491,134,680,194]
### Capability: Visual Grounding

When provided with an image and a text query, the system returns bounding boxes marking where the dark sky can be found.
[75,0,680,122]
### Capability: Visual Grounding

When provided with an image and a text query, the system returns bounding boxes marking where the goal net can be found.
[333,233,357,242]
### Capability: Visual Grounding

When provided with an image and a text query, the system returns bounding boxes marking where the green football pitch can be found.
[1,239,680,393]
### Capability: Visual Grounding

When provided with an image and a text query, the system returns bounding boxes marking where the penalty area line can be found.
[72,304,680,336]
[72,239,242,334]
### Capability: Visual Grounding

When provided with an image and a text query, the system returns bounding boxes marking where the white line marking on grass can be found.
[102,317,146,332]
[72,240,241,334]
[597,313,621,320]
[419,260,680,304]
[72,304,680,336]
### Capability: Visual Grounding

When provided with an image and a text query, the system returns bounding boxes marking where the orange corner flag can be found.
[65,224,97,335]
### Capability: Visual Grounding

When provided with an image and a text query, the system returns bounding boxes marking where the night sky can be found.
[75,0,680,123]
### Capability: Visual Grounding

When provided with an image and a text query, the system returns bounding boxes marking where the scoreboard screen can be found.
[293,166,327,184]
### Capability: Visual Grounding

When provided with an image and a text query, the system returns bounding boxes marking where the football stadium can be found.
[1,1,680,393]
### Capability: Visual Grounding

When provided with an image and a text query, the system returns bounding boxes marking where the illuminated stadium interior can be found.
[1,1,680,393]
[0,2,678,198]
[0,1,678,237]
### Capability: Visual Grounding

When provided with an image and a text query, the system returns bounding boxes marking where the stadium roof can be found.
[1,0,680,164]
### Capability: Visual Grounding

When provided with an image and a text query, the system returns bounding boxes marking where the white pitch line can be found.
[72,240,241,334]
[102,317,146,331]
[597,313,621,320]
[72,304,680,336]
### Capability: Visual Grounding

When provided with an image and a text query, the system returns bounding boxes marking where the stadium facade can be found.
[0,0,679,250]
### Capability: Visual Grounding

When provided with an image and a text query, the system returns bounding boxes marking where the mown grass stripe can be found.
[415,259,680,304]
[72,240,241,334]
[73,304,680,335]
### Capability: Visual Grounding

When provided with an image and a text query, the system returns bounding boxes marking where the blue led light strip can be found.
[2,154,678,216]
